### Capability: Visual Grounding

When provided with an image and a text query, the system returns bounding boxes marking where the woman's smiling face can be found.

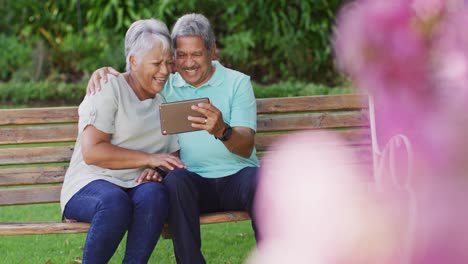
[131,45,173,97]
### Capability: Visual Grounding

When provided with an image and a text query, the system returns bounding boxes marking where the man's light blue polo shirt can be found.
[161,61,259,178]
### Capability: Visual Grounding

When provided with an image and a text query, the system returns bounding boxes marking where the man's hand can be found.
[86,67,120,95]
[188,102,226,138]
[188,102,255,158]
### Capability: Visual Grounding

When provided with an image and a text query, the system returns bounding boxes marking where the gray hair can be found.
[171,13,216,51]
[125,19,172,71]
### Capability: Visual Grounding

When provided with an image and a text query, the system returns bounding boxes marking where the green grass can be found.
[0,204,255,264]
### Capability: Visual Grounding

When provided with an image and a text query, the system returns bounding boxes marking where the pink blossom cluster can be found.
[249,132,407,263]
[334,0,468,164]
[334,0,468,262]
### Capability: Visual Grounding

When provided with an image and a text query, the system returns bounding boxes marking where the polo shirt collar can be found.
[172,60,225,88]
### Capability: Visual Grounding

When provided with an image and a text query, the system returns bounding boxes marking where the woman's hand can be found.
[86,66,120,95]
[147,153,185,171]
[135,168,164,183]
[138,153,185,183]
[135,152,185,183]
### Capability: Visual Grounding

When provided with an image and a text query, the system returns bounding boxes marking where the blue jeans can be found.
[63,180,169,264]
[163,167,258,264]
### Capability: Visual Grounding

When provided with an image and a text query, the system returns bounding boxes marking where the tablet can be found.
[159,98,210,135]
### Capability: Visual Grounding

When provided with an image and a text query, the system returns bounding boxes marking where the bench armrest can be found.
[368,95,416,264]
[367,95,414,191]
[372,134,414,192]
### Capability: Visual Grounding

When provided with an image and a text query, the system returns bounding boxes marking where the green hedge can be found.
[0,82,86,106]
[0,81,352,107]
[253,81,352,98]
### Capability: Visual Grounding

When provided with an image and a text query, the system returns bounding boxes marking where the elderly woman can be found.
[60,19,185,263]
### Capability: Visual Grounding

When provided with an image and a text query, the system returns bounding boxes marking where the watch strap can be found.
[215,125,232,141]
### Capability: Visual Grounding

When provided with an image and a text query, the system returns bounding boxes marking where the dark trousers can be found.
[163,167,258,264]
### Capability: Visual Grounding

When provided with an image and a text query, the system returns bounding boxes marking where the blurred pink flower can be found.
[332,0,468,263]
[248,132,409,264]
[334,0,437,155]
[430,4,468,106]
[334,0,429,93]
[412,0,446,22]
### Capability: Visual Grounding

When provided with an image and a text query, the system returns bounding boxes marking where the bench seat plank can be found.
[0,222,91,235]
[199,211,250,224]
[0,211,250,236]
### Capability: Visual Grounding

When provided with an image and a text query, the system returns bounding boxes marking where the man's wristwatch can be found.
[215,125,233,141]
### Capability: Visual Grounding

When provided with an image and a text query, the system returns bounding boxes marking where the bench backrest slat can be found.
[0,112,368,146]
[0,146,74,166]
[0,128,370,165]
[257,111,368,132]
[0,167,67,186]
[0,95,367,125]
[0,125,77,145]
[255,129,370,151]
[256,94,367,113]
[0,186,61,205]
[0,107,78,125]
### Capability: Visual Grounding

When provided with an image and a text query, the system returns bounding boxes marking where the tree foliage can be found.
[0,0,345,84]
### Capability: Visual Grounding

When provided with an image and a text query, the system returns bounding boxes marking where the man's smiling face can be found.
[175,36,215,87]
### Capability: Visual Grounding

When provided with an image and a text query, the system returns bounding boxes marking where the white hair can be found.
[171,13,216,52]
[125,19,172,71]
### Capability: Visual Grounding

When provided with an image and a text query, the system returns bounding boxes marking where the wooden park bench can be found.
[0,94,413,240]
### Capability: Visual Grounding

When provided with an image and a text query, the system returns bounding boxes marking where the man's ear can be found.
[211,43,218,60]
[172,54,178,73]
